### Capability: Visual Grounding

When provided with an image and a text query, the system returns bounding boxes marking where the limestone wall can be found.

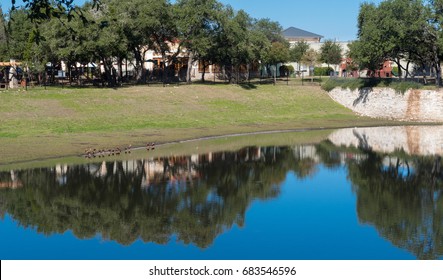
[327,87,443,122]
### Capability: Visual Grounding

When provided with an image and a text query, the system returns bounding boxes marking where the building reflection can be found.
[0,170,23,189]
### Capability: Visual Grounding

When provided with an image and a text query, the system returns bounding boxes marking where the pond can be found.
[0,126,442,260]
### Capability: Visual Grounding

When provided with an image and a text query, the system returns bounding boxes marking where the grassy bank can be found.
[0,83,403,164]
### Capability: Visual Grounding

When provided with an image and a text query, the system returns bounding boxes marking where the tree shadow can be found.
[353,87,373,106]
[239,83,257,90]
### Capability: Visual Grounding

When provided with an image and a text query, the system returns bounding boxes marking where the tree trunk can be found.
[133,48,143,83]
[104,60,110,87]
[213,64,216,83]
[422,63,427,85]
[102,58,114,87]
[247,63,250,83]
[186,51,194,84]
[142,50,148,83]
[405,61,410,78]
[201,61,206,83]
[433,43,442,87]
[118,57,123,85]
[273,64,277,85]
[51,60,56,84]
[396,59,402,80]
[397,61,410,79]
[162,52,167,85]
[435,61,442,87]
[68,61,72,85]
[125,59,128,82]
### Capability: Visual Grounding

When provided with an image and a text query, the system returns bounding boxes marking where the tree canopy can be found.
[319,39,342,71]
[1,0,290,85]
[290,40,309,70]
[350,0,443,85]
[0,7,7,60]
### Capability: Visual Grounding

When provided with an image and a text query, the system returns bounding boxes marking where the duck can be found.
[146,142,156,151]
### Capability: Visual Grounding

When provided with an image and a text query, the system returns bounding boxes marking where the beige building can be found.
[283,27,350,75]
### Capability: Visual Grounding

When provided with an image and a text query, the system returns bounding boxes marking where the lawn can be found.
[0,83,403,164]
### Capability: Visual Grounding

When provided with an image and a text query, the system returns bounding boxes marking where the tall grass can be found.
[322,78,423,94]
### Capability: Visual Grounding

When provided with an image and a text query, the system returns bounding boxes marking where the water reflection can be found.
[328,126,443,260]
[1,126,443,259]
[347,151,443,259]
[329,125,443,156]
[0,147,298,248]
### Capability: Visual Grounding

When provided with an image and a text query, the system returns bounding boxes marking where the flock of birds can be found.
[84,143,155,159]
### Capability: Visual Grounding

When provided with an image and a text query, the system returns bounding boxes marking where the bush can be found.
[279,65,294,77]
[286,65,295,75]
[314,67,334,76]
[321,78,423,94]
[390,81,422,93]
[321,78,364,92]
[321,79,339,92]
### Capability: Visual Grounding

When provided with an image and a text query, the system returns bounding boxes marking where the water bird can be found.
[84,148,95,159]
[146,142,155,151]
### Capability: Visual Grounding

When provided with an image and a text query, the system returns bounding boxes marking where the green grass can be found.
[0,83,406,164]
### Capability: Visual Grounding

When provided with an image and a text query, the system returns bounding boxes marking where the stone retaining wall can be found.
[327,87,443,122]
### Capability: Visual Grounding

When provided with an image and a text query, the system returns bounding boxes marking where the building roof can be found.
[282,27,323,39]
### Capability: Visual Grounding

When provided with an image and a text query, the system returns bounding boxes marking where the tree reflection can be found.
[317,133,443,259]
[346,150,443,259]
[0,146,310,248]
[315,140,343,169]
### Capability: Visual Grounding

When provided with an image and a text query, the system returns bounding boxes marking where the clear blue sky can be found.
[1,0,383,41]
[217,0,384,41]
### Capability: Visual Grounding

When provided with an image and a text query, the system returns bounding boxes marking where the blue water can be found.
[0,164,417,260]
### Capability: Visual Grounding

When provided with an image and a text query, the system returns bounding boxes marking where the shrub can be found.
[321,78,364,92]
[314,67,334,76]
[279,65,295,77]
[286,65,295,75]
[321,79,339,92]
[390,81,422,93]
[321,77,423,94]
